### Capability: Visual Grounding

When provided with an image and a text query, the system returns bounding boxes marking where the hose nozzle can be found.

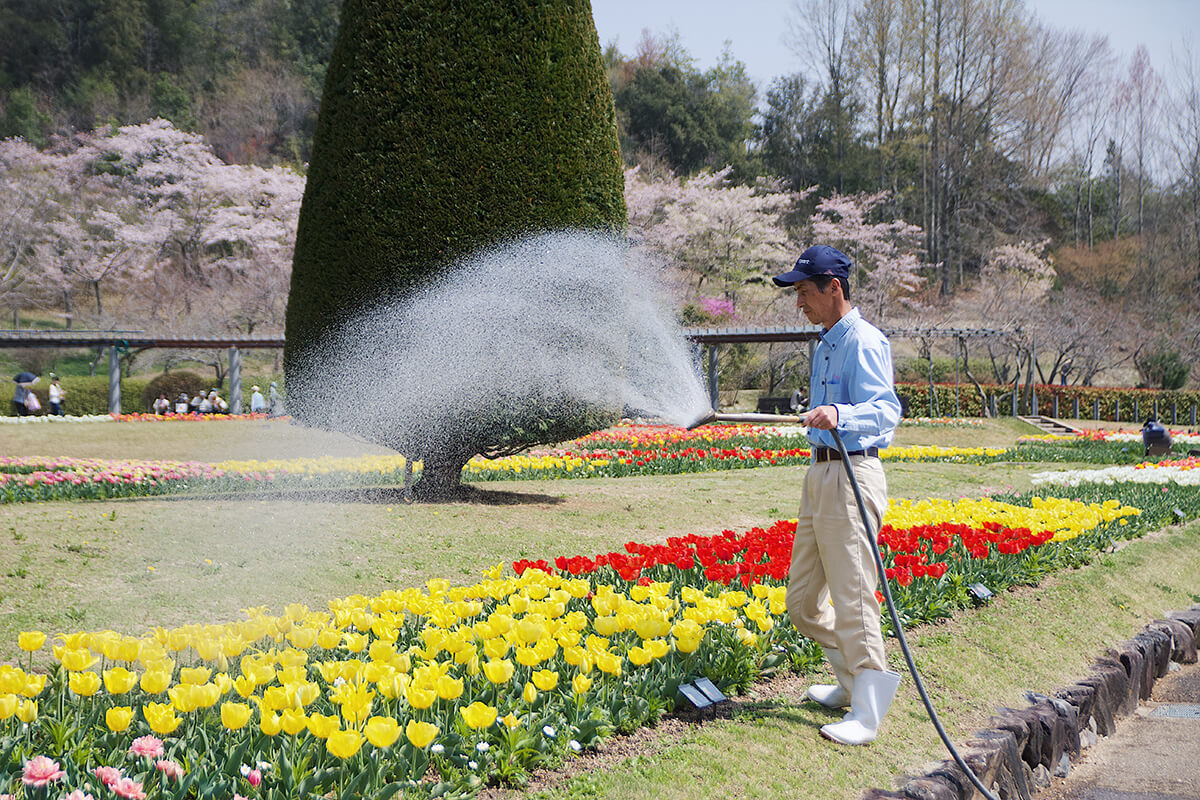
[685,410,719,430]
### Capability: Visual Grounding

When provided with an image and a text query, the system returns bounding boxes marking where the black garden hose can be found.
[829,428,1000,800]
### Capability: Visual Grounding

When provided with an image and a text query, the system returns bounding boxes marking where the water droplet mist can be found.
[289,230,712,466]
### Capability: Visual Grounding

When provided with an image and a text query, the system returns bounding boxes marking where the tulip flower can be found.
[179,666,212,686]
[460,701,498,729]
[22,756,65,787]
[129,735,165,759]
[405,719,438,748]
[0,694,16,720]
[106,706,134,732]
[59,649,99,672]
[260,711,283,736]
[405,683,436,710]
[532,669,559,691]
[326,729,364,759]
[279,708,308,736]
[483,658,514,685]
[142,703,181,735]
[103,667,139,695]
[139,670,171,694]
[17,632,45,652]
[221,702,253,730]
[364,716,402,748]
[306,713,339,739]
[435,675,463,701]
[627,646,652,667]
[572,674,593,695]
[21,673,46,697]
[16,699,37,723]
[68,671,102,697]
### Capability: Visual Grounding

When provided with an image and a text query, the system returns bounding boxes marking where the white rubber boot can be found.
[805,648,854,709]
[820,668,901,745]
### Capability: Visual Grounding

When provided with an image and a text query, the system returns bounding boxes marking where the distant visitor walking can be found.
[48,375,65,416]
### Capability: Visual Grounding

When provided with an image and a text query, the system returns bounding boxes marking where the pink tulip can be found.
[62,791,96,800]
[155,760,184,780]
[22,756,65,787]
[93,766,122,786]
[128,735,164,759]
[110,777,146,800]
[246,769,262,787]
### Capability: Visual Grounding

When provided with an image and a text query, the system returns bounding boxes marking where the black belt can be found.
[813,446,879,462]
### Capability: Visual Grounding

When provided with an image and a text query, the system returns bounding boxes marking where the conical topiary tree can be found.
[285,0,627,498]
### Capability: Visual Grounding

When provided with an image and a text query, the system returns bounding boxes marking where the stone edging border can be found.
[861,604,1200,800]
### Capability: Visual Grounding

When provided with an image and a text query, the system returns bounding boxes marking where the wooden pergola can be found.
[3,325,1018,417]
[0,330,284,414]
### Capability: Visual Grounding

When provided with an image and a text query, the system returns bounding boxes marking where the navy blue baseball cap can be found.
[772,245,852,287]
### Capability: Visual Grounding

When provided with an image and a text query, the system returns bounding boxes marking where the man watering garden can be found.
[773,245,904,746]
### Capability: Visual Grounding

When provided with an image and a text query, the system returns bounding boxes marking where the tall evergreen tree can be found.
[285,0,626,498]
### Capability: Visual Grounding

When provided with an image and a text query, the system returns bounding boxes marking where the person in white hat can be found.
[250,385,266,414]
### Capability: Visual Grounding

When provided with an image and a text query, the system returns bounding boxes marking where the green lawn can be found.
[2,416,1192,800]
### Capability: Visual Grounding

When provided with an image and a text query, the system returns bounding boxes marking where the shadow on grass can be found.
[125,485,567,506]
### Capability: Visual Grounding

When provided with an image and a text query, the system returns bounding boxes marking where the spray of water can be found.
[289,230,712,466]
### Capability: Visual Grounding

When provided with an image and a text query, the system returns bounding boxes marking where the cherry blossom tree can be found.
[625,165,805,305]
[5,119,305,333]
[809,191,928,324]
[0,139,60,324]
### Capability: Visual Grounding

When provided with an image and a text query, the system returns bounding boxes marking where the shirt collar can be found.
[818,307,860,348]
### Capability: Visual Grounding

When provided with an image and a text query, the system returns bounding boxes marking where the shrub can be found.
[285,0,626,496]
[141,371,209,411]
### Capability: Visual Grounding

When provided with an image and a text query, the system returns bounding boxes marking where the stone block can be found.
[1078,672,1116,735]
[964,728,1033,800]
[1136,628,1173,678]
[1167,608,1200,637]
[1151,618,1198,663]
[1028,702,1066,769]
[1111,645,1144,714]
[903,775,963,800]
[1045,697,1081,755]
[1055,683,1096,726]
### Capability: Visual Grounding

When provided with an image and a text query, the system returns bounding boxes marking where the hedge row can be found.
[898,381,1200,423]
[5,374,283,416]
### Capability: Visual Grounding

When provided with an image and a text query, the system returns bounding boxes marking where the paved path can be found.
[1040,660,1200,800]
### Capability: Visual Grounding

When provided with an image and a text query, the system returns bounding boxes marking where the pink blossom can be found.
[62,791,96,800]
[155,759,184,780]
[128,735,164,759]
[22,756,65,787]
[110,777,146,800]
[246,769,262,788]
[94,766,122,786]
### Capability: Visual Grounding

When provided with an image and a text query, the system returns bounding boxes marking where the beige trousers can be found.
[786,456,888,675]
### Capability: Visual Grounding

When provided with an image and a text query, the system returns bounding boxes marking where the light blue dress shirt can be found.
[807,308,901,453]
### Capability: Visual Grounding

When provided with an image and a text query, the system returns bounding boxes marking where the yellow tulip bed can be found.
[0,484,1158,800]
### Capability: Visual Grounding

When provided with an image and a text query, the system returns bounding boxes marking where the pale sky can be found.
[591,0,1200,91]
